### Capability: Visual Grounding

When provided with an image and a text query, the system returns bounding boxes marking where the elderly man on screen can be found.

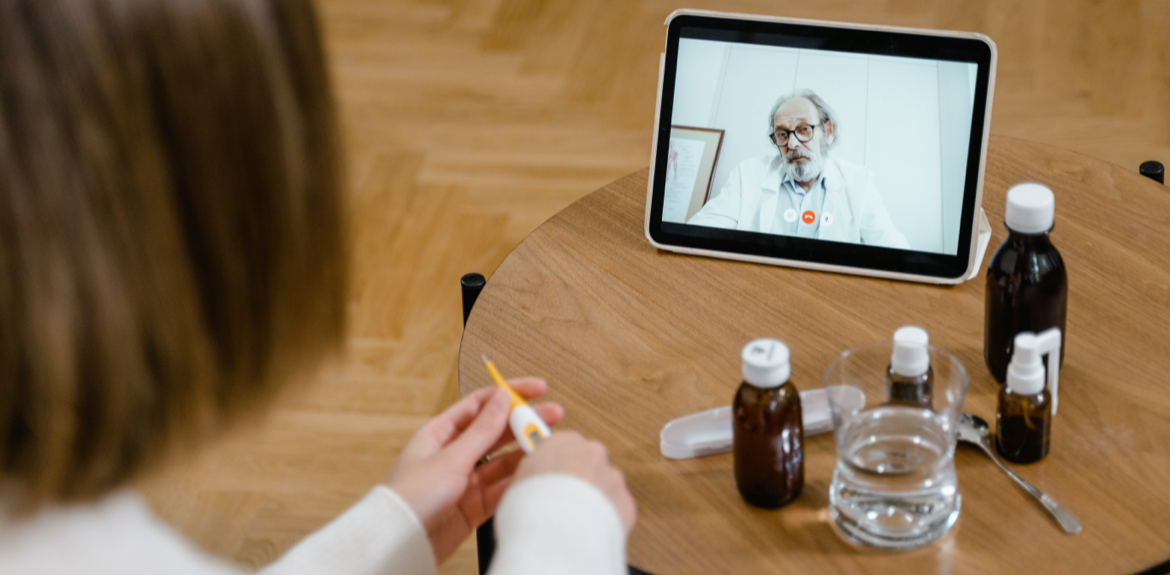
[687,89,910,250]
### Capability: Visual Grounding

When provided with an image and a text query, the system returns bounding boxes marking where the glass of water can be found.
[823,342,968,550]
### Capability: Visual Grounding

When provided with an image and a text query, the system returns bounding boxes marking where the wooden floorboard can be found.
[138,1,1170,573]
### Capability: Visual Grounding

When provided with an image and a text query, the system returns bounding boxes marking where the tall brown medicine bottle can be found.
[733,338,803,509]
[985,183,1067,384]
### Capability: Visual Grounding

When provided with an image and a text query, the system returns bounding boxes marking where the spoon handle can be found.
[978,442,1083,534]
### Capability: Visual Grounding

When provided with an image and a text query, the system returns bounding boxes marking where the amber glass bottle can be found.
[733,339,803,509]
[985,183,1067,384]
[996,387,1050,463]
[996,329,1061,463]
[887,326,933,409]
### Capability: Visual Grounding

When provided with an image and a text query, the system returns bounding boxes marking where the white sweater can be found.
[0,474,626,575]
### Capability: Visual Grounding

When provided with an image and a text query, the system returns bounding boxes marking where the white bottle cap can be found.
[890,326,929,377]
[1004,183,1055,234]
[741,338,790,388]
[1006,328,1062,414]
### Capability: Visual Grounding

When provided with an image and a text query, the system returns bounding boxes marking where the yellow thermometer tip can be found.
[481,354,527,409]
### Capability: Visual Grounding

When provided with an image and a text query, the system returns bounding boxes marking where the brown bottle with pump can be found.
[733,338,803,509]
[996,328,1062,463]
[997,389,1050,463]
[985,183,1067,384]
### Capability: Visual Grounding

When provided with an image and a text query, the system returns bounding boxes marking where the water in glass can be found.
[829,406,960,549]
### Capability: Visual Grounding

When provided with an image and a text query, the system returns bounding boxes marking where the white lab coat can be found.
[687,154,910,250]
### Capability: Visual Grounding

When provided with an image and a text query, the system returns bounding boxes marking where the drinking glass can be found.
[823,342,968,550]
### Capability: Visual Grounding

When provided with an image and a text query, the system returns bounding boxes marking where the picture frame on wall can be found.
[662,126,724,224]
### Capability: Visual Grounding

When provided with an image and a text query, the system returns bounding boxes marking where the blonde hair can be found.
[0,0,346,511]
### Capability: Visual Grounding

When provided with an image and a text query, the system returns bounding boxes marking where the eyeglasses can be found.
[771,124,820,145]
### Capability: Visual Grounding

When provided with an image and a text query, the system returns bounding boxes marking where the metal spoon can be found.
[957,413,1083,534]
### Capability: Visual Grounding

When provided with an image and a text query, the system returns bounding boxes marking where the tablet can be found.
[645,9,996,284]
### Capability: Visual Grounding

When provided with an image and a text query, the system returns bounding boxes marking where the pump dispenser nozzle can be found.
[1006,328,1062,415]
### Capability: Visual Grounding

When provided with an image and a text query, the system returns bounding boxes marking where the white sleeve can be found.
[489,475,627,575]
[259,486,437,575]
[685,166,741,229]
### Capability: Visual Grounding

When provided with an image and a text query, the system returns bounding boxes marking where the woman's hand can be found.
[512,431,637,535]
[386,379,564,564]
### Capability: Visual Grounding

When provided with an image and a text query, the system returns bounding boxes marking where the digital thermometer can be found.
[481,354,551,453]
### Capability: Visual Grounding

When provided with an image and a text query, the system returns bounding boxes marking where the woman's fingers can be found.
[475,450,524,518]
[532,402,564,427]
[510,431,637,534]
[501,377,547,400]
[608,468,638,535]
[404,378,555,462]
[478,377,558,452]
[404,387,496,456]
[427,377,544,438]
[438,389,513,469]
[484,402,564,454]
[476,448,525,486]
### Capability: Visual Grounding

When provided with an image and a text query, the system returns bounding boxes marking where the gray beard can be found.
[779,148,826,183]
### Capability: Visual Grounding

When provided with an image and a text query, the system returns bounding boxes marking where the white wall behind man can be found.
[791,51,870,168]
[707,45,800,184]
[864,55,942,254]
[672,39,973,255]
[672,39,727,127]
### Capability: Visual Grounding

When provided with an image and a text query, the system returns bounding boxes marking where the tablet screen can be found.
[649,14,994,281]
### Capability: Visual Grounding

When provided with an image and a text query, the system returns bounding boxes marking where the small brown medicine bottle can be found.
[996,328,1062,464]
[985,183,1067,384]
[733,338,803,509]
[887,326,933,409]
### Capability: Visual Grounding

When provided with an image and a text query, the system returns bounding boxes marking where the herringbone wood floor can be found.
[139,1,1170,573]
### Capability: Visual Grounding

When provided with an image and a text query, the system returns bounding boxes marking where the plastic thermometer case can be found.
[659,386,865,459]
[511,404,551,453]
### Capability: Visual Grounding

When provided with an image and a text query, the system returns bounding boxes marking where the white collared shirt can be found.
[686,154,910,250]
[772,175,827,238]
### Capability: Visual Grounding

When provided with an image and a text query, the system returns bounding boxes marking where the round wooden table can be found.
[458,135,1170,574]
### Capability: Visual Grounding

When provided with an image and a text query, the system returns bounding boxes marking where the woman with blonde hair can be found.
[0,1,634,573]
